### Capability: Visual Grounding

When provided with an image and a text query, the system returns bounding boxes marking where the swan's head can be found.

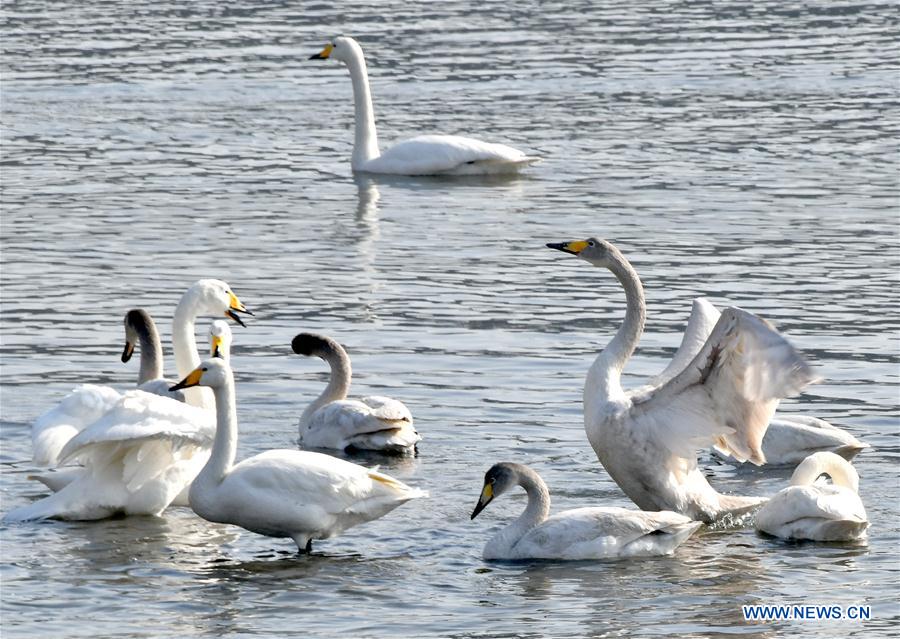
[291,332,344,360]
[546,237,618,267]
[186,279,253,327]
[471,462,521,520]
[309,36,362,64]
[122,308,155,362]
[209,320,233,360]
[170,357,231,391]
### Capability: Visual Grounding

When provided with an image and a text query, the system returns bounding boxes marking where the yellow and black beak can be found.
[546,240,589,255]
[309,43,334,60]
[170,367,204,392]
[225,291,253,327]
[211,335,224,359]
[121,340,135,363]
[470,482,494,520]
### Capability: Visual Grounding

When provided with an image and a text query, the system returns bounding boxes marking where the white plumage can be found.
[471,462,701,560]
[755,452,868,541]
[547,238,818,523]
[172,358,426,552]
[309,37,538,176]
[292,333,420,455]
[10,309,241,521]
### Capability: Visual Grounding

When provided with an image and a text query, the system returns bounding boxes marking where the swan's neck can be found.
[136,321,164,384]
[345,48,380,169]
[299,346,352,428]
[172,292,211,408]
[589,250,647,398]
[194,378,238,491]
[489,468,551,555]
[790,453,859,493]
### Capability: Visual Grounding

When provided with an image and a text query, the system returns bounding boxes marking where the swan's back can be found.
[302,396,420,454]
[198,449,425,539]
[755,484,868,541]
[507,506,701,560]
[363,135,537,176]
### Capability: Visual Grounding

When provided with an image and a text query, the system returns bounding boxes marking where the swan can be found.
[470,462,701,560]
[656,298,868,465]
[755,452,868,541]
[546,238,818,523]
[8,320,234,521]
[170,358,426,552]
[309,36,538,176]
[31,308,186,466]
[291,333,421,455]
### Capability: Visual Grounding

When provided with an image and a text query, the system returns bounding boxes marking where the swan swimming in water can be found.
[170,358,426,552]
[8,287,248,521]
[309,36,538,176]
[470,462,701,560]
[755,452,868,541]
[292,333,420,455]
[546,238,818,523]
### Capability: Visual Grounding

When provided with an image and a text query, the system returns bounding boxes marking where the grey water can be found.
[1,1,898,637]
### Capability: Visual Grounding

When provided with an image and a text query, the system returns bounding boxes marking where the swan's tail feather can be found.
[4,488,115,522]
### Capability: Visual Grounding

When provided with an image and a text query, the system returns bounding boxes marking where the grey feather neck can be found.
[299,337,352,428]
[130,310,164,384]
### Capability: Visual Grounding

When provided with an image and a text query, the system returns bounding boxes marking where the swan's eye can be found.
[588,241,595,247]
[201,367,208,372]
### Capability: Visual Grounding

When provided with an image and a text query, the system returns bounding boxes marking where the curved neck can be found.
[135,318,164,384]
[300,343,352,427]
[487,466,551,555]
[172,292,211,408]
[790,453,859,492]
[201,377,238,485]
[591,250,646,394]
[345,49,380,169]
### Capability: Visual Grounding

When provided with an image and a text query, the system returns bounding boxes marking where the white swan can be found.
[292,333,421,455]
[755,452,868,541]
[30,308,187,466]
[22,321,235,513]
[170,358,426,552]
[309,36,538,176]
[9,286,248,521]
[470,462,701,560]
[657,298,868,465]
[546,238,818,523]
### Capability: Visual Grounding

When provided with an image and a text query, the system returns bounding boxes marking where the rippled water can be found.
[2,1,898,637]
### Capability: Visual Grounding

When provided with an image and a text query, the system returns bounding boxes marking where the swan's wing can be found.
[58,390,214,464]
[136,378,186,403]
[754,416,867,465]
[358,396,413,423]
[631,307,818,465]
[31,384,122,465]
[516,507,699,559]
[367,135,536,175]
[650,298,722,387]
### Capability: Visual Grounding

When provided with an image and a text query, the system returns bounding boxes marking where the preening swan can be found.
[546,238,818,523]
[309,36,538,176]
[755,452,868,541]
[470,462,701,560]
[292,333,420,455]
[657,298,868,466]
[31,308,186,466]
[170,358,426,552]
